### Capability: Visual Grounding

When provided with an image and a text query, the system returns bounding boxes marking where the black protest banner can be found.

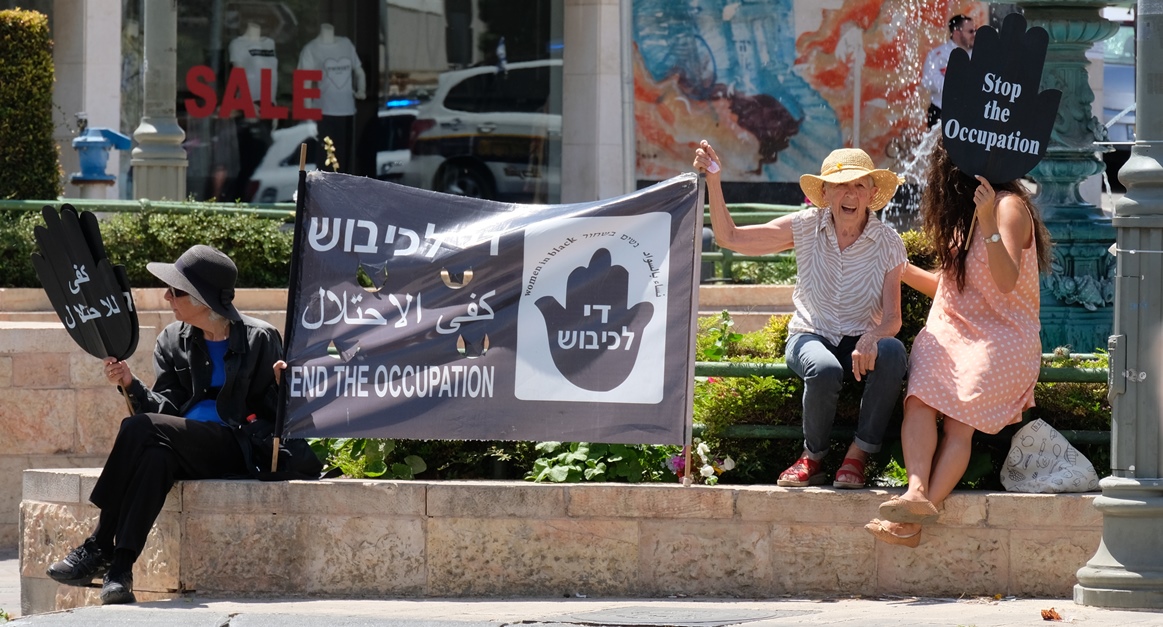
[30,204,138,361]
[941,12,1061,183]
[280,172,701,445]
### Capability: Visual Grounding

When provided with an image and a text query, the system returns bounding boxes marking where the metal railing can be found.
[0,198,295,219]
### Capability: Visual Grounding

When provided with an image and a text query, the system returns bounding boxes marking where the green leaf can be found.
[404,455,427,474]
[583,464,606,480]
[390,463,415,479]
[546,466,573,482]
[364,459,388,477]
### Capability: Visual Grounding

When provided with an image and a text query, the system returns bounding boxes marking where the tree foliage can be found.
[0,10,62,200]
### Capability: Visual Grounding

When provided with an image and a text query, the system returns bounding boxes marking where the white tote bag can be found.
[1001,419,1100,493]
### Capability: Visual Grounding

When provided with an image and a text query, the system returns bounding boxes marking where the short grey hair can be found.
[187,294,226,324]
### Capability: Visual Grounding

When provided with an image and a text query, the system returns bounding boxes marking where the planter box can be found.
[21,469,1100,614]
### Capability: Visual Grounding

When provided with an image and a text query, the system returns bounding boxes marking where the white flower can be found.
[721,456,736,471]
[699,464,715,478]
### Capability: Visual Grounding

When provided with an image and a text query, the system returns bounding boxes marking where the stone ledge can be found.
[21,469,1101,615]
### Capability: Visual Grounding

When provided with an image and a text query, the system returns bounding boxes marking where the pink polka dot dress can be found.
[907,225,1041,435]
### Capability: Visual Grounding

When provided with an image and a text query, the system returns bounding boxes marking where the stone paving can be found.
[5,591,1163,626]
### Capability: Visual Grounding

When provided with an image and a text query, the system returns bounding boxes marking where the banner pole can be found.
[271,143,310,472]
[120,387,134,417]
[683,174,707,487]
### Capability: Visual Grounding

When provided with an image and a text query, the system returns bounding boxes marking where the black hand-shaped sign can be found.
[941,12,1061,183]
[535,248,654,392]
[30,204,138,360]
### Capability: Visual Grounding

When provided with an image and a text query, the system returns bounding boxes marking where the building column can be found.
[52,0,123,198]
[561,0,630,203]
[131,0,186,200]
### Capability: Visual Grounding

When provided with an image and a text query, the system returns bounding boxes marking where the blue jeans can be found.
[785,332,907,460]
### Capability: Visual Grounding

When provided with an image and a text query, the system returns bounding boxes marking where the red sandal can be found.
[833,456,867,489]
[777,456,827,487]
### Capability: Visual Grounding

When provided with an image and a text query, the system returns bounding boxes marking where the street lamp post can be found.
[131,0,187,200]
[1074,0,1163,608]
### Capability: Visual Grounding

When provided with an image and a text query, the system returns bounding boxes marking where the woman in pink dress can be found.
[865,139,1052,547]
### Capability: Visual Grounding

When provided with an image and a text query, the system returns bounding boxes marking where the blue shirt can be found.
[184,339,228,424]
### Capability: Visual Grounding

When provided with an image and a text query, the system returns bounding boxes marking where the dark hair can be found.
[948,14,972,33]
[920,137,1053,292]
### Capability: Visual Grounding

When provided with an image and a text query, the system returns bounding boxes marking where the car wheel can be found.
[436,162,494,199]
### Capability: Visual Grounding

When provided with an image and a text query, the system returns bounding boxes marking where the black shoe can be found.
[100,570,136,605]
[46,538,109,586]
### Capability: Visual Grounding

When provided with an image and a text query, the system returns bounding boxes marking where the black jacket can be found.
[122,314,283,428]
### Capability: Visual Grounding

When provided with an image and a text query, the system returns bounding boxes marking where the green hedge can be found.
[3,208,1109,486]
[0,10,61,200]
[691,232,1110,488]
[0,209,293,288]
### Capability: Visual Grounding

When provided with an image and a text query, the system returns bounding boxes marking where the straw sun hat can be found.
[799,148,903,211]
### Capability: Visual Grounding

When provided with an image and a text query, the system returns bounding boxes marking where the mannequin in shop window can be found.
[298,23,366,173]
[228,22,277,201]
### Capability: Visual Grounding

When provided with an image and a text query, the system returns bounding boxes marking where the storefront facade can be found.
[27,0,998,205]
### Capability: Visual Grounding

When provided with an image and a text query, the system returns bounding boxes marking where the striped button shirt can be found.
[787,207,907,346]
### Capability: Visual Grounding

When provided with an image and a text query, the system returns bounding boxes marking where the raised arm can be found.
[902,262,939,298]
[973,177,1031,294]
[694,140,795,256]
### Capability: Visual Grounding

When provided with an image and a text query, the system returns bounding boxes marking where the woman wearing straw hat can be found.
[45,245,285,604]
[694,141,908,489]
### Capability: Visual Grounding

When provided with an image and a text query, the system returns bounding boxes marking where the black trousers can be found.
[90,413,246,560]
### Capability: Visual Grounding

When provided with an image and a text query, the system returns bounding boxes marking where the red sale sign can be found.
[185,66,323,120]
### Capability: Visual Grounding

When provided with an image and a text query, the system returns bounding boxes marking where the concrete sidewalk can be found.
[7,533,1163,626]
[6,594,1163,626]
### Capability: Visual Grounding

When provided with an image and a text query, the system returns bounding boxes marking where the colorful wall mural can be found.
[633,0,987,185]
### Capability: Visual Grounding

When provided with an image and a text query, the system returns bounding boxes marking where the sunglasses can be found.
[166,287,188,298]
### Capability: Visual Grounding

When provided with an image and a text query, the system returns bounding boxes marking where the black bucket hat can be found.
[147,245,241,321]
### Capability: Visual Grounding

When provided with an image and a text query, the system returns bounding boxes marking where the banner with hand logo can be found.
[280,172,700,445]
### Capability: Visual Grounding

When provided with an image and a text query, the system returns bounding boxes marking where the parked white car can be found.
[246,108,416,202]
[400,59,561,202]
[247,121,318,203]
[374,106,417,181]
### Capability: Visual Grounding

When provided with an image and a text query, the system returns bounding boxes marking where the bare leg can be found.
[925,416,978,508]
[843,442,868,463]
[901,396,940,502]
[880,397,939,537]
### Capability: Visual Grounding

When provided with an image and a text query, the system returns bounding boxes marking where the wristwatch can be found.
[984,232,1002,244]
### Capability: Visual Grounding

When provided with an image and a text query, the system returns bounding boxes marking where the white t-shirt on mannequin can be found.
[229,22,278,103]
[298,24,366,116]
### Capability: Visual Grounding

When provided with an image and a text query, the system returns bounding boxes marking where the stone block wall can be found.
[0,288,286,551]
[0,322,158,550]
[21,470,1101,614]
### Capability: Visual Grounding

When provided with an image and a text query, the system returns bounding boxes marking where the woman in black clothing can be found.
[46,245,283,604]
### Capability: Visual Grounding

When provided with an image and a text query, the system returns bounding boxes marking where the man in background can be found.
[923,14,977,128]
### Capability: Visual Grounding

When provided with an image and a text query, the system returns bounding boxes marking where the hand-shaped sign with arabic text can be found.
[31,205,138,360]
[941,12,1061,183]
